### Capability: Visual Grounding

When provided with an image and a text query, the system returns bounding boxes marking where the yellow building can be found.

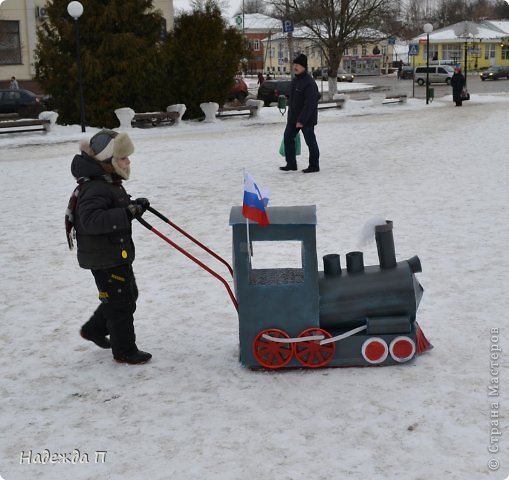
[0,0,174,89]
[262,26,396,76]
[412,21,509,71]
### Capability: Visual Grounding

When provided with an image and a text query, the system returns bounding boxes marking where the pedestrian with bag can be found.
[66,129,152,364]
[280,54,321,173]
[451,66,466,107]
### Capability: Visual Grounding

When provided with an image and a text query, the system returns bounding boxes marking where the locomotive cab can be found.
[229,205,320,367]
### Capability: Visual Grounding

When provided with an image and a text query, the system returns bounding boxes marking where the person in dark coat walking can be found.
[67,129,152,364]
[451,66,466,107]
[280,53,320,173]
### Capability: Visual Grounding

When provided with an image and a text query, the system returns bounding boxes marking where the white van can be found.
[430,60,457,66]
[414,65,454,85]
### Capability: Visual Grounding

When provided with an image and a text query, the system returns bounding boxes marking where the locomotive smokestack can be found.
[375,220,396,269]
[323,254,341,276]
[346,251,364,273]
[407,255,422,273]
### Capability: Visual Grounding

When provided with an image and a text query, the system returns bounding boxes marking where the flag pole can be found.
[243,169,252,268]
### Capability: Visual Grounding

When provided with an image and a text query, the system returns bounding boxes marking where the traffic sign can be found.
[408,44,419,56]
[282,19,294,33]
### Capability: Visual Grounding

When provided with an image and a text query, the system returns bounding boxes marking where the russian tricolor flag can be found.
[242,171,270,226]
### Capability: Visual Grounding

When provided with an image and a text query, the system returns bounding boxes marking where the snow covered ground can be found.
[0,92,508,480]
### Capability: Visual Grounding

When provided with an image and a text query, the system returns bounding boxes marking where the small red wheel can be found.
[294,328,335,368]
[252,328,293,369]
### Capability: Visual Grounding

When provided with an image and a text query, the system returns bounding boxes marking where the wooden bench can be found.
[216,105,258,118]
[352,94,407,105]
[131,111,179,128]
[383,94,408,104]
[0,118,51,134]
[0,113,21,121]
[317,98,346,110]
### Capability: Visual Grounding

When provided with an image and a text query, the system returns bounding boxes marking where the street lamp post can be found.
[67,1,86,133]
[454,22,479,90]
[423,23,433,105]
[464,38,468,88]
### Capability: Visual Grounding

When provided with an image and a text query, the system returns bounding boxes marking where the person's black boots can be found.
[302,167,320,173]
[114,350,152,365]
[80,328,111,349]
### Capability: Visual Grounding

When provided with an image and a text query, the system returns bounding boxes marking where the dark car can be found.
[479,66,509,81]
[312,67,354,82]
[312,67,325,79]
[227,78,249,101]
[399,66,414,79]
[0,89,47,117]
[257,80,291,106]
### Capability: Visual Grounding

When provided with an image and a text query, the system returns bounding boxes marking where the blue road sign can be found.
[408,44,419,56]
[282,20,294,33]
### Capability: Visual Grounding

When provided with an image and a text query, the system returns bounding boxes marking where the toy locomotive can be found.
[229,205,431,369]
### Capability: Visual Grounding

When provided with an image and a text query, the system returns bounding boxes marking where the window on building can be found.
[423,44,438,60]
[484,43,496,60]
[502,45,509,61]
[253,39,260,51]
[0,21,22,65]
[352,47,358,55]
[442,43,461,62]
[362,45,367,56]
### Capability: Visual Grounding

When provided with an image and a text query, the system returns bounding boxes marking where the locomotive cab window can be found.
[249,241,304,285]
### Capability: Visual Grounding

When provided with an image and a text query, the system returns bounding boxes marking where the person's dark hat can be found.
[293,54,308,69]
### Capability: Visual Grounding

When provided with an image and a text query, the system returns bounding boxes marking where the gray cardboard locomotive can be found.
[229,205,430,369]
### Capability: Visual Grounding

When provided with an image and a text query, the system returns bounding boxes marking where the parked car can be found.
[337,68,354,82]
[429,60,457,66]
[312,68,325,79]
[414,65,454,85]
[257,80,291,107]
[312,67,354,82]
[479,66,509,81]
[399,66,414,79]
[0,88,47,117]
[227,78,249,102]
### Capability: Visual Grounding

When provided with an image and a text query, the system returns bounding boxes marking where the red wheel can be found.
[252,329,293,369]
[294,328,335,368]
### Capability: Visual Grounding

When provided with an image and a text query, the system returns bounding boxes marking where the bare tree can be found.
[492,0,509,18]
[468,0,493,20]
[433,0,469,28]
[399,0,426,38]
[270,0,398,98]
[242,0,268,14]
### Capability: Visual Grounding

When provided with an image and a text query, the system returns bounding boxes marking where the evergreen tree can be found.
[35,0,166,127]
[164,1,245,118]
